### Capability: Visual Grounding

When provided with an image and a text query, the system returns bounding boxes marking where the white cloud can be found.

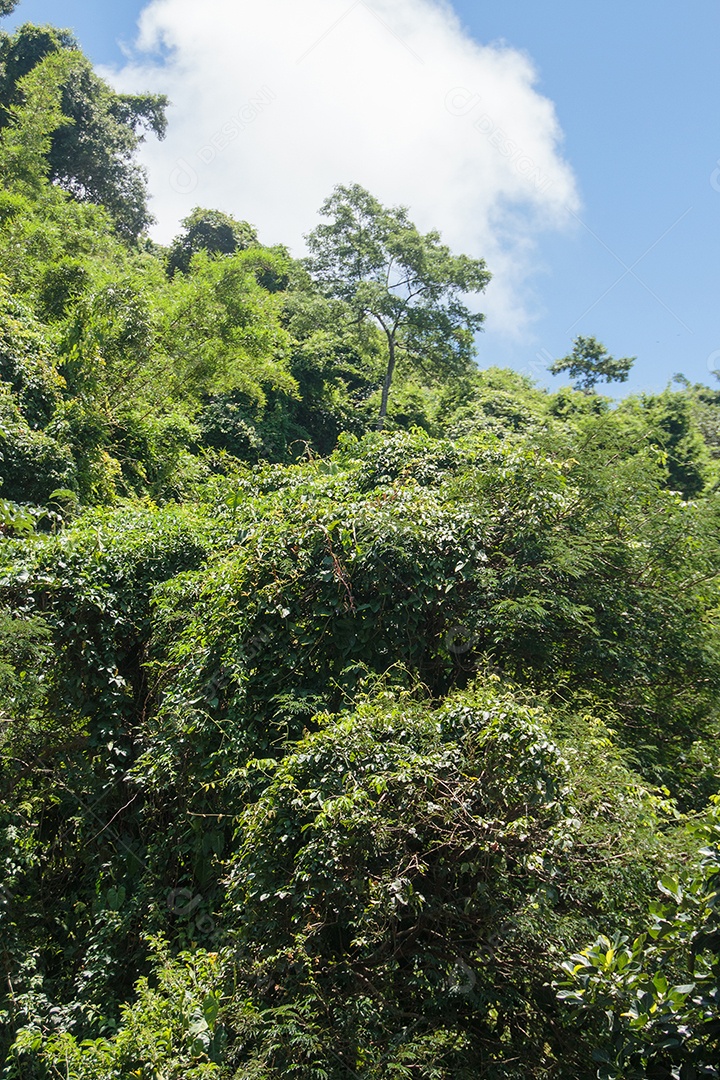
[108,0,580,338]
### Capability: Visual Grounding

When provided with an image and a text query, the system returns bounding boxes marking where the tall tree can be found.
[306,184,491,427]
[49,55,167,240]
[549,334,635,393]
[0,23,167,240]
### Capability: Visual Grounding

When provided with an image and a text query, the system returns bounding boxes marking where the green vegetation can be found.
[0,19,719,1080]
[549,335,635,393]
[306,184,491,427]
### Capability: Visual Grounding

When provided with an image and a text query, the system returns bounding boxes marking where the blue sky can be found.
[457,1,720,394]
[5,0,720,395]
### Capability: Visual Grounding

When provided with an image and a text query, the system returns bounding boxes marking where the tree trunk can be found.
[377,336,396,430]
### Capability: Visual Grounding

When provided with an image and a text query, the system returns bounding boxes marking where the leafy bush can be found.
[10,943,225,1080]
[0,383,75,503]
[557,800,720,1078]
[0,282,63,427]
[217,683,680,1078]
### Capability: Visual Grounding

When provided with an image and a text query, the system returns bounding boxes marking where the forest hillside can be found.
[0,17,719,1080]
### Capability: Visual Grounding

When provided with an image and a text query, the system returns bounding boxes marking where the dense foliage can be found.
[1,18,719,1080]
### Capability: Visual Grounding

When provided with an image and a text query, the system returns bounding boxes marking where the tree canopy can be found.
[549,333,635,393]
[0,22,167,238]
[306,183,491,426]
[167,206,259,276]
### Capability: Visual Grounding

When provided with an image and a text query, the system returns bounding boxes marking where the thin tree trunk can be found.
[377,336,396,430]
